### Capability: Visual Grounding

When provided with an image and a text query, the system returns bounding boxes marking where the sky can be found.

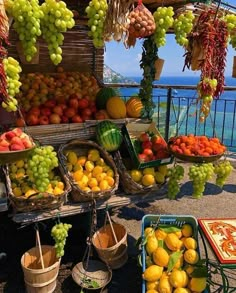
[104,34,236,78]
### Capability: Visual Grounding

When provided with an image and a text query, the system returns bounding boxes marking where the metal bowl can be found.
[72,260,112,290]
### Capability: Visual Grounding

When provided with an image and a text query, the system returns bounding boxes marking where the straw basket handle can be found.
[36,229,45,269]
[105,211,118,244]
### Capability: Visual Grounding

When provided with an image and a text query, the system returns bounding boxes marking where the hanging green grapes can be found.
[51,222,72,258]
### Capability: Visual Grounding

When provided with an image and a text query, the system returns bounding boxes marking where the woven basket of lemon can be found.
[113,149,168,195]
[58,139,119,202]
[4,145,71,212]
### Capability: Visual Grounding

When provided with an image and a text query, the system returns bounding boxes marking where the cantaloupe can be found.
[95,87,117,110]
[126,97,144,118]
[106,96,127,119]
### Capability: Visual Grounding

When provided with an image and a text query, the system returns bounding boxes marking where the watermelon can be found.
[95,87,117,110]
[96,120,123,152]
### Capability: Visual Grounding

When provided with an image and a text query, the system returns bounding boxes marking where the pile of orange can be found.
[169,134,226,157]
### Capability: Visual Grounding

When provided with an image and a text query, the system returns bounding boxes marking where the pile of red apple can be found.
[137,132,170,162]
[15,69,104,126]
[0,128,34,152]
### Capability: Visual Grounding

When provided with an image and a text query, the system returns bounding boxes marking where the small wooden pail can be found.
[154,58,165,80]
[92,222,128,270]
[21,245,60,293]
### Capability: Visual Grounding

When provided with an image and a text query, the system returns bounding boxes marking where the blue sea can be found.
[116,76,236,150]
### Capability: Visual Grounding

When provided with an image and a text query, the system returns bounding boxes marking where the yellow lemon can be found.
[145,227,155,237]
[25,189,37,198]
[173,254,184,270]
[173,288,191,293]
[16,168,25,179]
[87,149,100,161]
[104,175,115,187]
[106,168,114,178]
[85,160,94,172]
[102,164,110,172]
[153,247,170,267]
[13,187,22,197]
[66,163,73,172]
[175,231,183,239]
[99,180,109,190]
[96,172,107,182]
[81,186,91,192]
[184,249,199,265]
[181,224,193,237]
[142,265,163,282]
[146,235,158,256]
[142,174,155,186]
[146,280,159,290]
[155,172,165,184]
[96,158,105,166]
[77,175,89,188]
[130,169,143,182]
[146,290,159,293]
[143,167,155,176]
[67,151,78,165]
[73,162,83,172]
[16,160,25,168]
[169,270,189,288]
[155,228,167,240]
[53,186,63,195]
[158,273,172,293]
[77,156,87,166]
[47,187,54,194]
[91,186,101,192]
[165,233,183,251]
[10,164,17,173]
[185,265,195,276]
[184,237,197,250]
[88,178,98,188]
[92,165,103,177]
[21,184,31,194]
[57,181,64,190]
[158,165,168,176]
[73,170,84,182]
[188,277,207,292]
[83,170,92,179]
[11,182,17,189]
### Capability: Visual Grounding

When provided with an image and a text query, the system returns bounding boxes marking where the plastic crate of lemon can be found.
[141,215,208,293]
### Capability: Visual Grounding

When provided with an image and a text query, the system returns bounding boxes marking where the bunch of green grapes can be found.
[167,165,184,199]
[51,222,72,258]
[9,0,43,62]
[173,11,195,47]
[26,145,58,192]
[188,163,214,199]
[85,0,108,48]
[214,160,233,188]
[153,6,174,47]
[224,13,236,48]
[1,57,22,112]
[40,0,75,65]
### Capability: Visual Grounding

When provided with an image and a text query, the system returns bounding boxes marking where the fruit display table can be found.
[198,218,236,293]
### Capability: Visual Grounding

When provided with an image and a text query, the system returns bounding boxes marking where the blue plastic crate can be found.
[141,214,206,293]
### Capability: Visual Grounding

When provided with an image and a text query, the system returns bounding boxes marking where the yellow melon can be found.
[106,96,127,119]
[126,97,144,118]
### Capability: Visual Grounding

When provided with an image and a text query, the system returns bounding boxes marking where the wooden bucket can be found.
[92,223,128,270]
[232,56,236,78]
[21,245,60,293]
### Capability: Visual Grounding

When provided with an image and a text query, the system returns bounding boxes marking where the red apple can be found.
[44,99,57,108]
[53,105,64,116]
[69,93,82,100]
[40,107,51,116]
[21,137,33,148]
[138,153,148,162]
[49,113,61,124]
[64,107,76,118]
[28,106,41,116]
[15,117,25,127]
[139,132,150,142]
[81,114,92,122]
[61,115,69,123]
[5,131,16,140]
[143,148,153,157]
[12,128,23,136]
[39,115,49,125]
[142,141,152,150]
[10,143,25,151]
[26,114,39,126]
[68,97,79,109]
[81,108,92,117]
[0,145,10,151]
[71,114,83,123]
[0,139,10,147]
[78,98,89,109]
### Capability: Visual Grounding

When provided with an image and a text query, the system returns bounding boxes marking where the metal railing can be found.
[105,83,236,150]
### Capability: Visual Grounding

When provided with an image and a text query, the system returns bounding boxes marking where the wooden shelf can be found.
[12,187,167,225]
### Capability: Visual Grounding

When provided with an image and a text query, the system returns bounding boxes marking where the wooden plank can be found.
[11,186,167,225]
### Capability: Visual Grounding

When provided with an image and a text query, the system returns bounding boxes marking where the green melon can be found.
[95,87,117,110]
[96,120,122,152]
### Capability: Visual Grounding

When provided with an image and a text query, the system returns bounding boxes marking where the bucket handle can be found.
[105,211,118,244]
[36,229,45,269]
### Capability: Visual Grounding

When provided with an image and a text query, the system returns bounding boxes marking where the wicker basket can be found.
[5,165,71,212]
[113,150,165,195]
[58,139,119,202]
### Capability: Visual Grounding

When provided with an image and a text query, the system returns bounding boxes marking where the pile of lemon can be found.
[9,159,65,198]
[66,148,115,192]
[143,223,208,293]
[129,165,168,187]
